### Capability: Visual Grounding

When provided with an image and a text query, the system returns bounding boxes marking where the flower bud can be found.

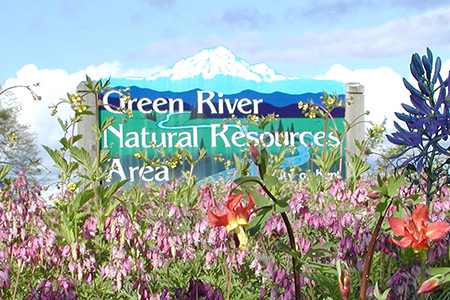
[338,268,350,300]
[418,277,441,294]
[367,191,380,200]
[249,144,259,163]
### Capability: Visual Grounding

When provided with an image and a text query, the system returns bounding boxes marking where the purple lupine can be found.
[387,49,450,206]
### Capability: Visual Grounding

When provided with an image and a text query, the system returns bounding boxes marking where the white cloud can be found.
[251,7,450,66]
[442,59,450,79]
[317,58,450,137]
[4,62,161,174]
[316,64,408,133]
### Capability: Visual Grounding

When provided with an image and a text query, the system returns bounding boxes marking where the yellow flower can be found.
[67,182,77,191]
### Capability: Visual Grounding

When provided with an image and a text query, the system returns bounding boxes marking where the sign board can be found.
[90,47,355,184]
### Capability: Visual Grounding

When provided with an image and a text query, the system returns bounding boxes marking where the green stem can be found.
[420,257,426,300]
[222,257,231,300]
[307,276,317,300]
[322,115,329,177]
[380,252,385,290]
[11,260,23,300]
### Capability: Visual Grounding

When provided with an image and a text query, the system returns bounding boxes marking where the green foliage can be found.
[373,282,391,300]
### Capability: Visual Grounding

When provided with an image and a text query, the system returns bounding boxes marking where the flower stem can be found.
[280,211,302,300]
[12,260,23,300]
[420,257,426,300]
[359,200,392,300]
[233,178,302,299]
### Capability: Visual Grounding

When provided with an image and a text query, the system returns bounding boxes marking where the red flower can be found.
[418,277,441,294]
[207,192,255,249]
[388,204,450,250]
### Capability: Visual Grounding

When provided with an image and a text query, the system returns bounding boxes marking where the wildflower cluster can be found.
[298,92,344,119]
[69,93,88,113]
[8,164,449,299]
[297,101,318,118]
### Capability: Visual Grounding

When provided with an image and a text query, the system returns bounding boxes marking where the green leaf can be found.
[263,175,279,188]
[277,242,300,260]
[377,174,384,187]
[59,135,83,148]
[387,175,404,196]
[82,110,95,116]
[43,145,62,165]
[303,261,336,274]
[59,223,76,243]
[43,145,72,174]
[104,179,128,200]
[274,199,289,213]
[0,166,12,181]
[305,242,335,258]
[73,189,94,211]
[373,282,390,300]
[247,189,272,206]
[347,154,370,179]
[99,116,116,135]
[66,161,79,175]
[443,274,450,284]
[98,149,111,166]
[105,201,120,217]
[233,153,242,169]
[427,267,450,277]
[406,194,421,205]
[70,147,92,171]
[57,118,69,132]
[95,185,106,202]
[247,207,272,236]
[259,148,268,176]
[375,197,390,214]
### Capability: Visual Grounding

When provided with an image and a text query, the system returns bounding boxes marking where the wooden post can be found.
[77,81,98,164]
[345,83,365,178]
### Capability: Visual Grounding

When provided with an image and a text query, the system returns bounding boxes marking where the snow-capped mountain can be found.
[108,46,345,95]
[145,46,286,83]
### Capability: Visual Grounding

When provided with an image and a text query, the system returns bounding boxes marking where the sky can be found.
[1,0,450,175]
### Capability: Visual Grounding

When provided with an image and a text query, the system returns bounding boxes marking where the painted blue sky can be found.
[1,0,450,173]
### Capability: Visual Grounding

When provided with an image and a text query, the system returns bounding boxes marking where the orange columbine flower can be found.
[388,204,450,252]
[207,192,255,250]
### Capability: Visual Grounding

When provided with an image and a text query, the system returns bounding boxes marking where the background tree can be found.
[277,119,284,132]
[0,86,41,179]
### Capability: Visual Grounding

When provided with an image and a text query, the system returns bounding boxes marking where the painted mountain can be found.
[106,46,346,117]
